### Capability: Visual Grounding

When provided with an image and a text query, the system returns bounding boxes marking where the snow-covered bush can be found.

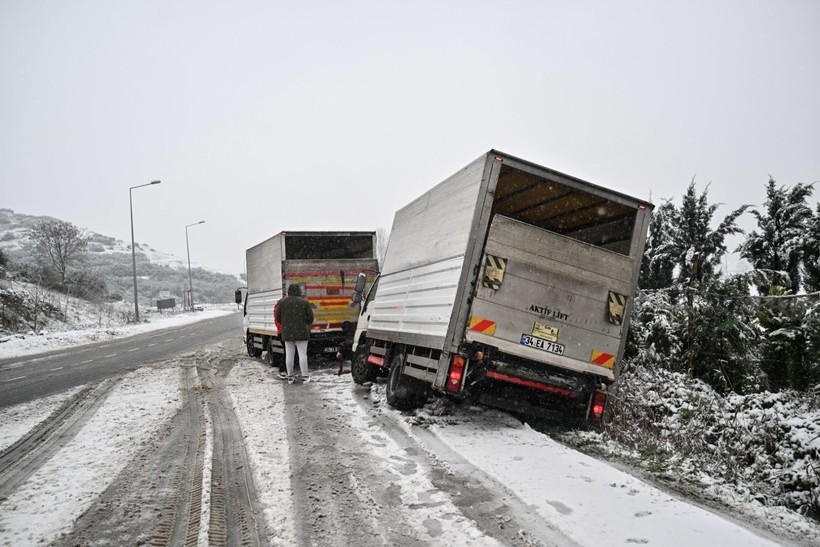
[607,362,819,518]
[627,278,764,395]
[0,280,132,334]
[0,281,61,332]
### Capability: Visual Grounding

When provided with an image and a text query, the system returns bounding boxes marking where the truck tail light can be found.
[447,355,466,393]
[590,391,607,423]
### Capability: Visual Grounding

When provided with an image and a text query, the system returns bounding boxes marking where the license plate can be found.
[520,334,564,356]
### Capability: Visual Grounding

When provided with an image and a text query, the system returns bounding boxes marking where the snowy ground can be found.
[1,316,818,545]
[0,305,238,359]
[0,367,182,545]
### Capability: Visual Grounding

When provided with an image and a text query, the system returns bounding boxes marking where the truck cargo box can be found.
[243,231,378,363]
[351,151,652,422]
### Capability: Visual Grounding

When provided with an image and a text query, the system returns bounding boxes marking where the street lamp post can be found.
[185,220,206,310]
[130,180,161,322]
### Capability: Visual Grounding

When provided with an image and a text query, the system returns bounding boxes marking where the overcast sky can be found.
[1,1,818,275]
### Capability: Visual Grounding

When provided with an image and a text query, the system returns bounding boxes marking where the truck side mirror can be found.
[351,272,367,304]
[234,289,243,304]
[354,272,367,293]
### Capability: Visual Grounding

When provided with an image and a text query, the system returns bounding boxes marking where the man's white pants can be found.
[284,340,309,378]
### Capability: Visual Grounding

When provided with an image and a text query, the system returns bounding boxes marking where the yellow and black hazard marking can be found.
[607,291,628,325]
[482,255,508,290]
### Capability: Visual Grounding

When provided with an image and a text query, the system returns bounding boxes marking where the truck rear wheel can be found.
[247,334,262,358]
[386,352,423,411]
[351,346,378,384]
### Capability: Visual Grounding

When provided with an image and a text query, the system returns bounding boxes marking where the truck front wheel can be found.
[351,346,378,384]
[386,352,423,411]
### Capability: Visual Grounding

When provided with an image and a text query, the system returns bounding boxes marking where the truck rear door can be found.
[465,214,635,381]
[283,261,378,334]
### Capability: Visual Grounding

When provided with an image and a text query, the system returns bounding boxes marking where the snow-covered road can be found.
[0,343,808,547]
[1,332,812,546]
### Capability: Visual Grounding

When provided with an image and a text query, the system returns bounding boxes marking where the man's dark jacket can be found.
[275,284,314,341]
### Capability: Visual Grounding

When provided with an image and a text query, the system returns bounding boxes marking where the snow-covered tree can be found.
[738,178,814,295]
[660,180,749,287]
[803,204,820,293]
[624,289,680,364]
[691,274,761,394]
[0,248,8,278]
[802,297,820,390]
[756,292,820,392]
[657,181,749,379]
[639,200,676,290]
[28,220,89,291]
[627,181,759,394]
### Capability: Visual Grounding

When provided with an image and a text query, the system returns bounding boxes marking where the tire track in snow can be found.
[0,379,117,499]
[282,369,503,546]
[0,366,182,546]
[55,364,204,547]
[199,357,265,547]
[226,358,295,547]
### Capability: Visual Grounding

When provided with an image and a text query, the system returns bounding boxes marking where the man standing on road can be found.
[275,283,314,384]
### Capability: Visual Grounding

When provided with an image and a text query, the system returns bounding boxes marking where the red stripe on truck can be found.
[305,286,355,291]
[284,270,376,277]
[485,371,578,398]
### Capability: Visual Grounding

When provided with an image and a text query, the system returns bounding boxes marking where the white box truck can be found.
[239,231,378,366]
[350,151,652,423]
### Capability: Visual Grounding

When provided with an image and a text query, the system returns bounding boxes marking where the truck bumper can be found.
[477,392,572,421]
[307,330,351,357]
[465,352,597,422]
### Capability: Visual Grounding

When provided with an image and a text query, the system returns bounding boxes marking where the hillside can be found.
[0,208,242,312]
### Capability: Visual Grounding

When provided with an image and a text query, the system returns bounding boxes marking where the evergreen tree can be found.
[657,181,748,378]
[803,204,820,293]
[639,200,676,290]
[802,297,820,390]
[692,274,761,394]
[661,181,748,286]
[624,289,680,364]
[738,178,814,295]
[757,291,820,392]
